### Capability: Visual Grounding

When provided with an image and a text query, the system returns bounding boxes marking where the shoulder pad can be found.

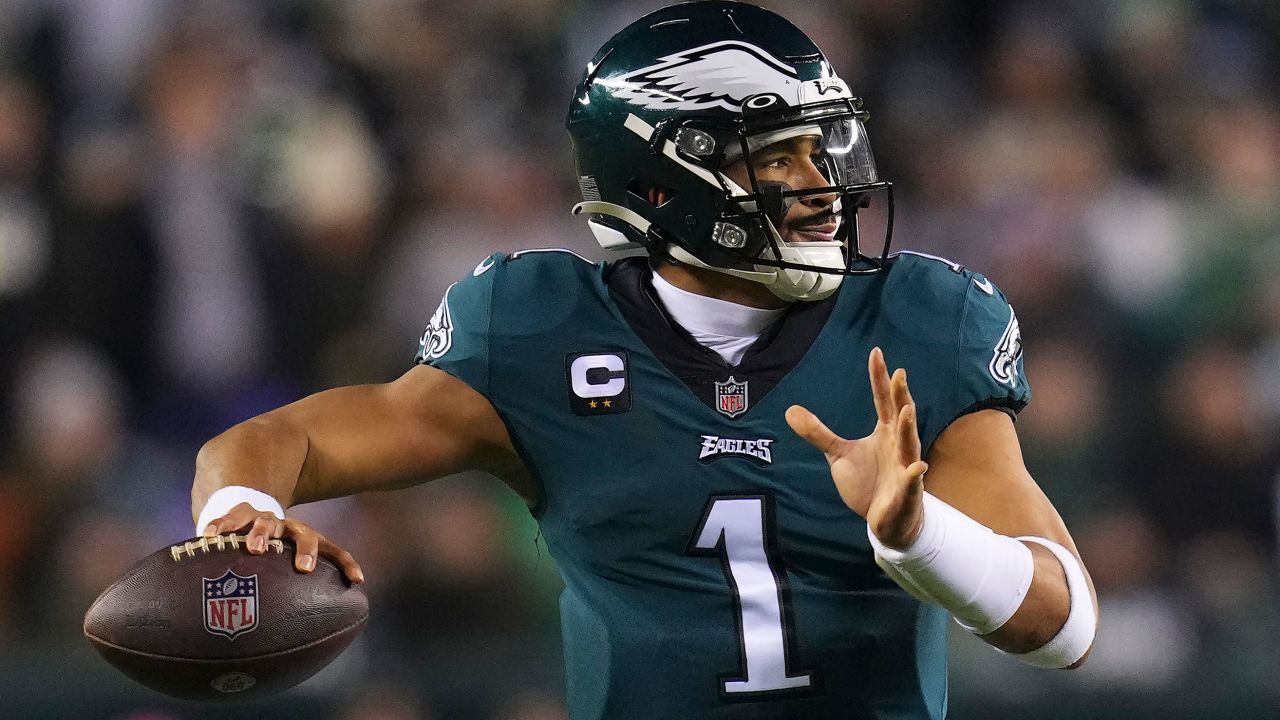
[886,250,1011,307]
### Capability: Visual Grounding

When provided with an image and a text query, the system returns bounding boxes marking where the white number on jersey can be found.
[691,495,813,695]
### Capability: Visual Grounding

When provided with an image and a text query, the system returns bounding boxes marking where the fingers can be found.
[870,347,919,428]
[896,403,925,472]
[867,347,894,424]
[786,404,844,456]
[205,514,277,557]
[890,366,913,417]
[202,502,273,539]
[318,537,365,584]
[246,514,284,554]
[289,521,365,584]
[199,502,283,554]
[290,522,320,573]
[199,506,364,584]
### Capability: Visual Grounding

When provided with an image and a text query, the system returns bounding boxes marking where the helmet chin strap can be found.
[752,214,844,302]
[757,242,844,301]
[665,245,777,283]
[573,199,781,284]
[572,199,845,302]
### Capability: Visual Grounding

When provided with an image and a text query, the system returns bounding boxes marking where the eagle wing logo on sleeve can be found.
[989,307,1023,388]
[419,283,456,362]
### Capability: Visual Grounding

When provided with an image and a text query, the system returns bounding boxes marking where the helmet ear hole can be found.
[629,181,677,208]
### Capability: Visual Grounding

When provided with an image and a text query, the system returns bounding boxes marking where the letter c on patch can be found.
[570,354,627,398]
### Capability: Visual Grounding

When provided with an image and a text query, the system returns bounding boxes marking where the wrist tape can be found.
[869,492,1034,635]
[869,492,1096,668]
[195,486,286,535]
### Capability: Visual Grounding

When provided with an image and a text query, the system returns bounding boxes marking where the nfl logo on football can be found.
[715,377,749,418]
[203,570,259,639]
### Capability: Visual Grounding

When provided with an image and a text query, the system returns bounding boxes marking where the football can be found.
[83,533,368,701]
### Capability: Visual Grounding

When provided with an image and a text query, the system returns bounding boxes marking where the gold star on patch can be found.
[602,399,612,407]
[589,400,598,408]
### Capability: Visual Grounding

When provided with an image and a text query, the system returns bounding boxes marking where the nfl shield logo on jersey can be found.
[203,570,259,639]
[715,376,749,418]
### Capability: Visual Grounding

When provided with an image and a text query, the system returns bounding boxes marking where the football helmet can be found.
[566,0,893,302]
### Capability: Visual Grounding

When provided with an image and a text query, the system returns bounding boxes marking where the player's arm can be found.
[194,254,523,580]
[919,406,1096,662]
[787,348,1097,669]
[194,363,528,510]
[192,364,529,581]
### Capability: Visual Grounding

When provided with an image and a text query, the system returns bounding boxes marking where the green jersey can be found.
[415,250,1030,720]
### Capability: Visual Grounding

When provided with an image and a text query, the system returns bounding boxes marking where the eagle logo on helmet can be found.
[611,40,801,112]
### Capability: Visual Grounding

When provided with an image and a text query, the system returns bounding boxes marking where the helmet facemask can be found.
[574,97,894,303]
[706,97,894,301]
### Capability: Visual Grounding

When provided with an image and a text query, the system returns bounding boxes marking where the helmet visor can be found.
[716,111,892,276]
[721,117,879,203]
[725,111,878,189]
[719,116,880,219]
[815,116,878,186]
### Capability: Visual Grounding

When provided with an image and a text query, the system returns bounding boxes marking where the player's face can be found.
[721,135,841,244]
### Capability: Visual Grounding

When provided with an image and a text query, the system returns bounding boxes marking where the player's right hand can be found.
[201,503,365,583]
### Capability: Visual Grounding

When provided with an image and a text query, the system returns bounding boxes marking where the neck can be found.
[652,259,789,309]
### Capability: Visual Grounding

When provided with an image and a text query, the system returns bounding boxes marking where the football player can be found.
[193,2,1098,718]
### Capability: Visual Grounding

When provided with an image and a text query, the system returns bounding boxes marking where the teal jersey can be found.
[415,250,1030,720]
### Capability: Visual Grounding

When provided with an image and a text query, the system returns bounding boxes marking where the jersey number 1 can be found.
[691,495,813,695]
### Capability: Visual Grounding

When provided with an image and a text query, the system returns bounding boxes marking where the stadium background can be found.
[0,0,1277,718]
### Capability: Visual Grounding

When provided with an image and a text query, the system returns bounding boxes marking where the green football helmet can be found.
[566,0,893,302]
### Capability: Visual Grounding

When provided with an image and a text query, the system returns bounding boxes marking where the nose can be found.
[795,159,836,209]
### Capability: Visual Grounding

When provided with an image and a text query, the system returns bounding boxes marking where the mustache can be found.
[794,211,839,228]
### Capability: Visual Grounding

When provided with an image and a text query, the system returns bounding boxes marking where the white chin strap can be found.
[758,241,845,302]
[657,241,843,303]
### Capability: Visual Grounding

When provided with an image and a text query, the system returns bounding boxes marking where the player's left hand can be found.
[785,347,928,550]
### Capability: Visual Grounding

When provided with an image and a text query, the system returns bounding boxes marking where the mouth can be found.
[788,217,840,243]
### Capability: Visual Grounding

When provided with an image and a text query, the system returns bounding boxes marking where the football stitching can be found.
[169,535,286,562]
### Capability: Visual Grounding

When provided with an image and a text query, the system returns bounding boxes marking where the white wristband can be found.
[195,486,286,535]
[1011,536,1097,669]
[869,492,1034,635]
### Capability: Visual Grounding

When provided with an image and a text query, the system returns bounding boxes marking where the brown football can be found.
[83,533,368,702]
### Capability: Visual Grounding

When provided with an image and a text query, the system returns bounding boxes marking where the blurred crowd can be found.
[0,0,1276,718]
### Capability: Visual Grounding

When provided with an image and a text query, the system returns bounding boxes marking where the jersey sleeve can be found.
[952,275,1031,421]
[413,254,502,396]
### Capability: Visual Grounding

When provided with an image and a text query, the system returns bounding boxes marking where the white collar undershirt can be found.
[650,271,786,366]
